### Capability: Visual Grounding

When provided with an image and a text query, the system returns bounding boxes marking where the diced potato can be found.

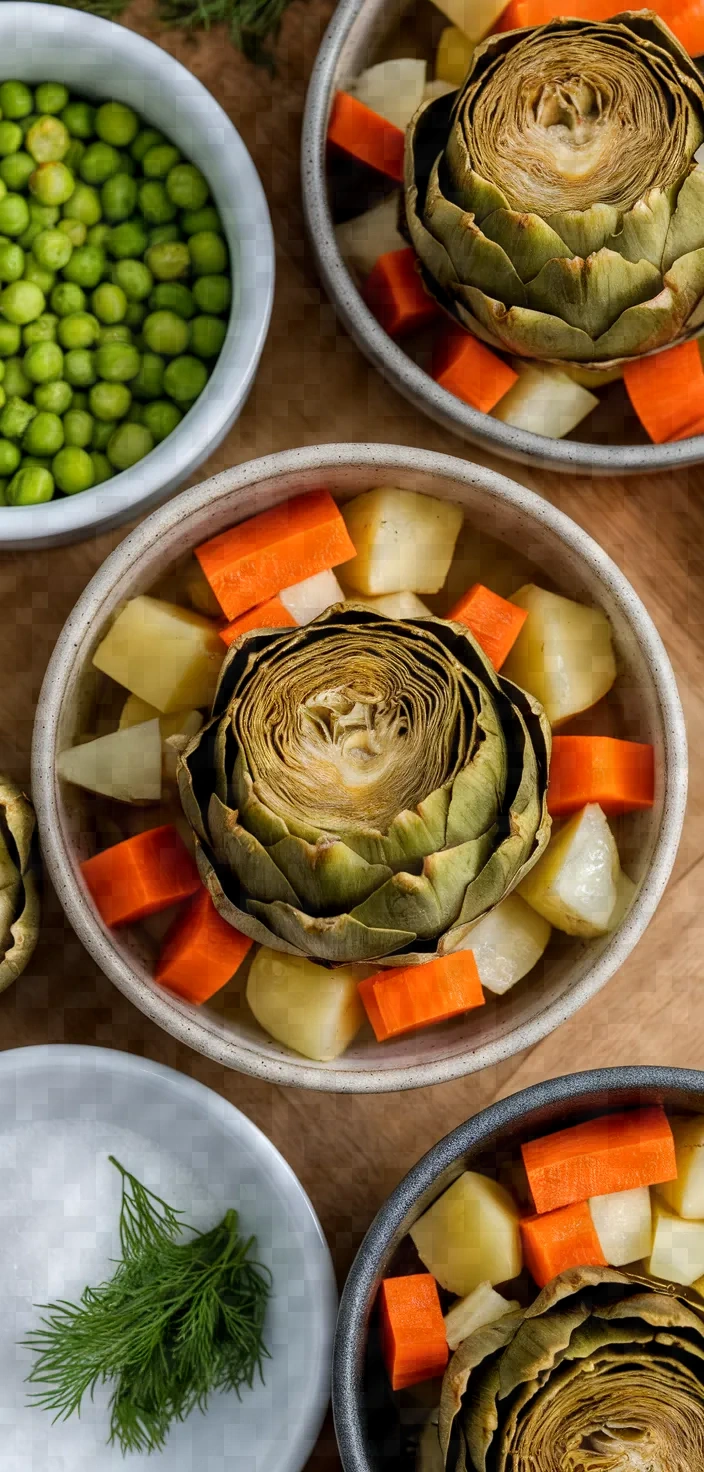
[410,1171,522,1297]
[341,487,463,596]
[501,584,617,726]
[119,693,161,729]
[423,80,457,101]
[648,1199,704,1286]
[350,59,427,131]
[279,568,344,624]
[246,948,366,1062]
[349,591,434,618]
[435,25,474,86]
[430,0,511,44]
[443,1281,518,1351]
[185,558,223,618]
[518,804,619,938]
[607,869,637,931]
[492,364,598,439]
[93,596,224,714]
[57,719,162,803]
[589,1186,652,1267]
[658,1117,704,1219]
[460,892,551,995]
[335,193,406,279]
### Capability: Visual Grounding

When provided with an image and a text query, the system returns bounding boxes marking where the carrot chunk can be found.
[220,595,297,648]
[623,341,704,444]
[447,583,528,670]
[521,1106,676,1215]
[379,1274,449,1390]
[549,736,655,818]
[433,328,518,414]
[195,489,356,622]
[327,91,405,183]
[364,247,440,338]
[358,953,484,1042]
[671,3,704,57]
[496,0,682,29]
[80,825,200,929]
[155,885,253,1004]
[521,1201,607,1288]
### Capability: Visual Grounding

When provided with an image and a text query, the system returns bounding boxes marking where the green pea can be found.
[107,219,148,260]
[145,240,190,282]
[166,163,209,212]
[147,223,181,248]
[29,162,75,207]
[130,128,165,163]
[23,313,58,346]
[0,477,7,505]
[142,143,180,180]
[62,183,102,227]
[131,351,164,401]
[95,101,139,148]
[57,311,99,349]
[26,116,70,164]
[0,83,34,122]
[32,228,73,271]
[21,456,50,470]
[141,398,182,443]
[0,122,23,158]
[62,245,105,288]
[87,223,110,249]
[138,180,177,226]
[64,348,96,387]
[113,257,152,301]
[92,282,127,324]
[189,314,226,359]
[35,83,70,117]
[163,354,207,404]
[52,444,94,494]
[89,380,131,420]
[0,395,36,438]
[188,230,227,276]
[106,420,153,470]
[64,138,85,174]
[116,153,137,178]
[101,173,137,223]
[98,324,132,344]
[180,205,222,236]
[70,390,89,412]
[192,274,231,315]
[124,301,146,331]
[91,417,116,450]
[142,309,189,356]
[50,281,85,317]
[0,194,30,237]
[0,243,25,282]
[23,408,64,454]
[90,450,112,483]
[3,358,31,398]
[34,379,72,414]
[0,280,45,324]
[149,281,195,320]
[62,407,94,447]
[95,340,140,382]
[0,438,21,474]
[80,141,121,187]
[0,153,34,192]
[0,322,21,356]
[22,259,55,294]
[19,115,39,139]
[60,101,96,140]
[6,464,53,504]
[23,340,63,384]
[125,402,144,424]
[58,218,86,248]
[29,202,59,231]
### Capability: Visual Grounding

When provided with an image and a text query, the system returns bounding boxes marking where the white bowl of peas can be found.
[0,2,274,548]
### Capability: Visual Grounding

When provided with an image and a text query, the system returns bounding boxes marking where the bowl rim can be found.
[301,0,704,476]
[332,1063,704,1472]
[31,442,688,1092]
[0,2,274,548]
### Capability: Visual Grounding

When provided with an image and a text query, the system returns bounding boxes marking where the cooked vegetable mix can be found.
[0,773,40,988]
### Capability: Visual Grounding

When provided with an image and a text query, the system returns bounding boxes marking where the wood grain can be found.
[2,4,704,1465]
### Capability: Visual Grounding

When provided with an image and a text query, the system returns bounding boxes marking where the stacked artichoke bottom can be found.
[405,12,704,367]
[0,774,39,988]
[177,606,550,965]
[436,1266,704,1471]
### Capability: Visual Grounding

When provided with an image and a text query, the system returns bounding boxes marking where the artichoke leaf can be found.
[608,187,675,268]
[526,251,662,340]
[595,244,704,358]
[462,1361,501,1472]
[196,839,308,957]
[341,785,451,869]
[0,869,40,992]
[479,209,573,284]
[208,794,301,906]
[545,204,620,260]
[663,166,704,271]
[444,128,509,222]
[439,1310,524,1457]
[460,287,597,361]
[497,1302,590,1400]
[267,834,393,914]
[349,832,496,939]
[247,899,415,963]
[0,776,35,874]
[425,165,527,308]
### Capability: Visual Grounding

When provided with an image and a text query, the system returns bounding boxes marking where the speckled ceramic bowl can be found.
[32,444,687,1091]
[333,1066,704,1472]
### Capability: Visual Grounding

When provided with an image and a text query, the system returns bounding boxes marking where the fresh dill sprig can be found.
[40,0,296,66]
[23,1157,271,1455]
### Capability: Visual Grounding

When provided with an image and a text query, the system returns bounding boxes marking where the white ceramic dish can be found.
[0,1044,336,1471]
[0,4,274,550]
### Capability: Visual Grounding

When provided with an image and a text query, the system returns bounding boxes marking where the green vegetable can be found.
[190,314,227,358]
[163,353,208,401]
[0,774,40,987]
[138,180,177,225]
[62,182,101,227]
[101,172,138,222]
[95,340,139,382]
[60,101,96,140]
[0,194,30,237]
[29,162,75,207]
[112,257,152,301]
[7,463,53,503]
[166,163,209,211]
[25,117,70,164]
[35,83,70,117]
[89,379,131,419]
[107,420,154,468]
[62,408,93,447]
[52,444,94,493]
[58,311,99,349]
[150,280,194,318]
[143,308,189,355]
[193,273,231,314]
[1,281,45,324]
[23,342,64,384]
[142,143,180,180]
[51,280,85,316]
[0,123,23,158]
[146,239,190,280]
[90,449,112,482]
[0,83,33,122]
[142,398,182,441]
[24,313,58,346]
[32,229,73,271]
[58,218,87,247]
[0,244,25,282]
[189,229,227,275]
[23,410,64,456]
[0,154,34,192]
[95,102,139,149]
[181,205,222,236]
[34,379,72,413]
[92,283,127,324]
[80,141,121,187]
[25,1156,271,1455]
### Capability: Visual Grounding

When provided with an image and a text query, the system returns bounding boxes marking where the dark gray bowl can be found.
[333,1066,704,1472]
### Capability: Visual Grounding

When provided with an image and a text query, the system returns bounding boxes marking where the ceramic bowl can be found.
[332,1065,704,1472]
[0,2,274,550]
[31,443,687,1091]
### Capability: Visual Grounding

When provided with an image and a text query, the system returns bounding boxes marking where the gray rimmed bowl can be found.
[0,3,274,550]
[333,1065,704,1472]
[301,0,704,475]
[31,442,687,1091]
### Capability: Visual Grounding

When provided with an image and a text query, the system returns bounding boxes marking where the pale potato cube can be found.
[460,892,551,995]
[410,1171,521,1297]
[435,25,474,86]
[57,719,162,803]
[658,1116,704,1219]
[350,59,427,131]
[492,364,598,439]
[93,596,224,714]
[423,80,457,101]
[648,1199,704,1286]
[501,584,617,726]
[279,568,344,624]
[589,1187,652,1267]
[246,948,366,1062]
[349,591,434,618]
[341,488,463,596]
[335,193,406,279]
[119,693,161,728]
[430,0,512,43]
[519,804,619,937]
[443,1281,518,1350]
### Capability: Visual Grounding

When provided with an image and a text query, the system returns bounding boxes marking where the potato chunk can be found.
[658,1116,704,1220]
[348,591,433,618]
[443,1281,518,1351]
[501,584,617,725]
[350,59,427,131]
[335,193,406,279]
[410,1171,522,1297]
[648,1199,704,1286]
[435,26,474,86]
[518,804,619,937]
[341,488,463,596]
[57,719,162,803]
[246,948,366,1062]
[589,1186,652,1267]
[492,365,598,440]
[462,892,551,995]
[93,595,224,713]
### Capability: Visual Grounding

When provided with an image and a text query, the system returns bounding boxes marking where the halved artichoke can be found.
[405,12,704,367]
[177,605,550,965]
[0,774,40,989]
[436,1265,704,1470]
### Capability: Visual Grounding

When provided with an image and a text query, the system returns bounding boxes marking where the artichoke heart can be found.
[438,1264,704,1471]
[405,11,704,366]
[0,773,40,990]
[177,604,550,965]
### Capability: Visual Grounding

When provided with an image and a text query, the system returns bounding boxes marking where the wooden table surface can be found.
[2,2,704,1463]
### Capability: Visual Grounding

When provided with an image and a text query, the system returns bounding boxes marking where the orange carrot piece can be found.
[364,248,439,338]
[195,489,356,622]
[447,583,528,670]
[80,825,200,929]
[358,953,484,1042]
[155,885,253,1004]
[433,328,518,414]
[220,595,297,648]
[623,341,704,443]
[521,1201,607,1289]
[495,0,682,29]
[521,1106,676,1215]
[549,736,655,818]
[327,91,405,183]
[671,2,704,56]
[379,1275,449,1390]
